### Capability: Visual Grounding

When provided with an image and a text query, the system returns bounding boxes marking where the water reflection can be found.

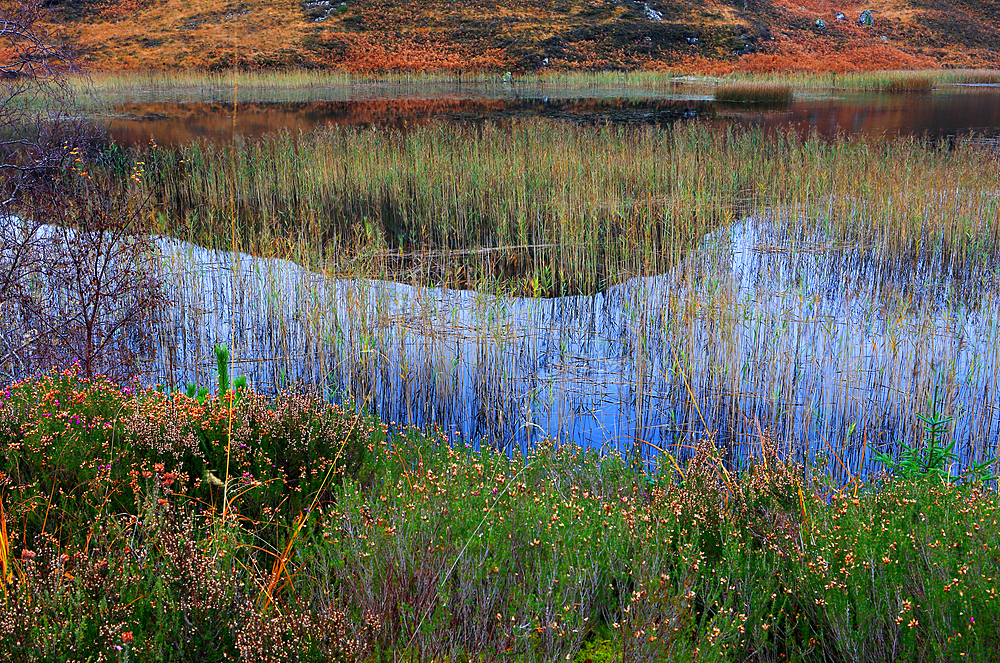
[108,98,712,146]
[150,216,1000,479]
[716,89,1000,141]
[106,89,1000,146]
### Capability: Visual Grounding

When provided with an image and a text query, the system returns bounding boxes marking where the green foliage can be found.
[4,374,1000,661]
[573,639,618,663]
[0,367,380,550]
[186,381,210,404]
[214,343,230,396]
[875,391,997,484]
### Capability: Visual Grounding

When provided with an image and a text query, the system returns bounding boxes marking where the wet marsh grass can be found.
[880,73,935,93]
[78,69,687,106]
[713,82,793,104]
[712,69,999,91]
[78,69,1000,107]
[129,121,1000,297]
[139,121,745,296]
[2,370,1000,661]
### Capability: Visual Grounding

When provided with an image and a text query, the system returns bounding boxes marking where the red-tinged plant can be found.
[22,176,165,381]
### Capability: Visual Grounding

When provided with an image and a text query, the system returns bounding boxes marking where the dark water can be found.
[106,88,1000,146]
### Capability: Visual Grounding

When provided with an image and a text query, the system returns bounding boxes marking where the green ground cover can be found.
[2,368,999,662]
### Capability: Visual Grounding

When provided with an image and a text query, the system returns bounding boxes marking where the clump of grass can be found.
[950,69,1000,85]
[713,81,793,104]
[881,73,934,92]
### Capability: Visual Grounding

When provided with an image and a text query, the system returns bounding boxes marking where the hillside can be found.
[51,0,1000,72]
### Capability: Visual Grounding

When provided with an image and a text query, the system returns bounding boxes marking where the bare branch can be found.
[0,0,167,383]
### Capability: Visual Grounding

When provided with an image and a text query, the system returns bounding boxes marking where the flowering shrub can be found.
[2,372,999,661]
[0,366,380,550]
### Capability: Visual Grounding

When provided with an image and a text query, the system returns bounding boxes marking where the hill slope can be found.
[53,0,1000,71]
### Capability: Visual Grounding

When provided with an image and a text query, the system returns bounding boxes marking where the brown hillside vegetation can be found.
[49,0,1000,72]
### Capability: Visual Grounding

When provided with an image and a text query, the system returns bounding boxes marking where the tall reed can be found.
[126,122,1000,297]
[714,82,793,103]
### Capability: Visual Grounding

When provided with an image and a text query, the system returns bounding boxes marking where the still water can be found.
[106,86,1000,146]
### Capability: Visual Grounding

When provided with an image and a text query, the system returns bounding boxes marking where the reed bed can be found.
[713,82,793,104]
[880,74,935,92]
[78,69,1000,108]
[82,69,687,92]
[712,69,999,91]
[948,69,1000,85]
[704,69,1000,92]
[102,121,1000,474]
[127,122,1000,297]
[78,69,686,107]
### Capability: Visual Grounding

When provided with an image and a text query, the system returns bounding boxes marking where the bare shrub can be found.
[15,178,165,380]
[0,0,165,382]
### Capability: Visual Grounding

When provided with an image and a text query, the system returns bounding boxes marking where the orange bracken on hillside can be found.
[51,0,1000,72]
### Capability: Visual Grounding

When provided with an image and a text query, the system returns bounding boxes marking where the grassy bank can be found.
[79,69,1000,105]
[120,121,1000,297]
[1,368,999,661]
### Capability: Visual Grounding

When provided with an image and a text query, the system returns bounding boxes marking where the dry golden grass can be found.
[881,73,934,91]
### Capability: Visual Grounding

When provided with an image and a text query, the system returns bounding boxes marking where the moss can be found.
[573,639,620,663]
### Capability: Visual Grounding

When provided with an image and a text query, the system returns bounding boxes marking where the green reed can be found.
[77,69,689,107]
[715,69,1000,91]
[125,122,1000,297]
[81,69,687,93]
[80,69,1000,106]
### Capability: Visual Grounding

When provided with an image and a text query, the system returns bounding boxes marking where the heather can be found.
[2,368,1000,662]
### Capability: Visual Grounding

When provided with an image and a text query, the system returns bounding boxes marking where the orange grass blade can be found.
[259,411,363,611]
[0,489,11,595]
[631,436,685,482]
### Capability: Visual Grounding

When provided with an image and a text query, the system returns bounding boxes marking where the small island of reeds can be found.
[713,82,794,104]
